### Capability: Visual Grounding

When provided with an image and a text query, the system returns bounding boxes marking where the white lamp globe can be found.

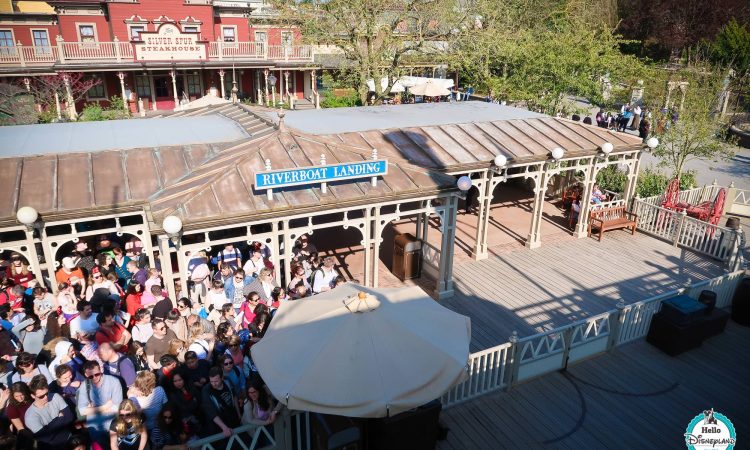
[457,176,472,192]
[268,74,277,85]
[493,154,508,167]
[601,142,614,155]
[646,137,659,149]
[162,215,183,235]
[16,206,38,226]
[551,147,565,161]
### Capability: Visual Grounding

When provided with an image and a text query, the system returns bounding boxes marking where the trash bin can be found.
[393,233,422,281]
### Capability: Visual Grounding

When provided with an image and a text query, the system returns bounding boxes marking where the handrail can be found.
[441,269,745,409]
[0,41,314,66]
[187,423,276,450]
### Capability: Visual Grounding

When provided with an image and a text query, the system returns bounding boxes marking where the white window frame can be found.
[182,25,200,35]
[77,23,99,43]
[222,26,237,43]
[281,31,293,47]
[30,28,51,54]
[0,29,16,56]
[86,76,107,100]
[254,31,267,42]
[127,24,147,41]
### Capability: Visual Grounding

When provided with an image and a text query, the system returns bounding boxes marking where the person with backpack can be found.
[216,243,242,272]
[312,257,338,294]
[99,342,136,389]
[49,340,87,381]
[76,360,124,441]
[200,366,241,438]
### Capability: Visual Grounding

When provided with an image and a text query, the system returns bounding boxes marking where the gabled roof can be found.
[148,130,458,229]
[316,117,643,172]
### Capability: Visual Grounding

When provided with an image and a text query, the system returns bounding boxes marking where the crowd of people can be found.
[0,232,346,450]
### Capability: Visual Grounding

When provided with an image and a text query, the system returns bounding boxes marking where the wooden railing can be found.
[209,41,267,60]
[630,199,740,265]
[441,343,512,407]
[0,41,314,66]
[187,409,311,450]
[441,270,745,409]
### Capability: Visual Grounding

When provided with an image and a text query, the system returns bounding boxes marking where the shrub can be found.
[596,166,627,194]
[79,103,105,122]
[635,168,697,198]
[320,91,360,108]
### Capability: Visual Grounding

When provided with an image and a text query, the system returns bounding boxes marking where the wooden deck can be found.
[437,320,750,450]
[441,230,726,351]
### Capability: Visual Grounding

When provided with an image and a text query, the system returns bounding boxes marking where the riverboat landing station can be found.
[0,102,647,300]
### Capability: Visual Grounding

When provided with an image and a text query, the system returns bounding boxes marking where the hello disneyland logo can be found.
[684,408,736,450]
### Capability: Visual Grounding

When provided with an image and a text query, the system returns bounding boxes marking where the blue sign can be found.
[255,159,388,190]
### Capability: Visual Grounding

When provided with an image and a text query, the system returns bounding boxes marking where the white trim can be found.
[181,24,201,34]
[254,30,267,42]
[85,74,108,100]
[127,24,147,41]
[152,15,175,24]
[123,14,149,24]
[0,28,16,48]
[221,25,237,42]
[29,28,51,55]
[75,22,99,43]
[179,16,203,25]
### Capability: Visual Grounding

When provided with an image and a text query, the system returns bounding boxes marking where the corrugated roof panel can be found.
[503,120,575,152]
[181,187,223,219]
[455,123,513,160]
[420,126,478,164]
[521,119,585,151]
[184,144,215,170]
[125,149,161,200]
[210,169,256,214]
[378,130,439,167]
[157,147,191,187]
[0,159,21,216]
[490,121,549,155]
[91,151,128,207]
[472,122,532,158]
[400,128,458,167]
[18,156,57,213]
[57,153,94,211]
[439,124,496,162]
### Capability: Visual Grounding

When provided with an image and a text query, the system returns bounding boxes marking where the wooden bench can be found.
[588,206,638,241]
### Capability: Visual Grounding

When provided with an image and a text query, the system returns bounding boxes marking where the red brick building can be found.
[0,0,318,113]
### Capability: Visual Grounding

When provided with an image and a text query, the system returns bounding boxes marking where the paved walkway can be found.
[437,320,750,450]
[440,230,726,351]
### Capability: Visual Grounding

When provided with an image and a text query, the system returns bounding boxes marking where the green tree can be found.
[275,0,467,104]
[647,67,735,180]
[454,0,646,115]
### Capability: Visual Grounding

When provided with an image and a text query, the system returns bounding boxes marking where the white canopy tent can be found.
[251,283,470,418]
[366,76,454,94]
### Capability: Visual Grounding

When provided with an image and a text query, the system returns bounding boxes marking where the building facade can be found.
[0,0,318,113]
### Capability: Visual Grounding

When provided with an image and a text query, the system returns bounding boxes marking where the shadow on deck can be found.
[438,320,750,450]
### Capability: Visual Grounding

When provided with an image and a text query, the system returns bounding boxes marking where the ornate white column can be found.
[436,195,457,299]
[575,157,603,238]
[157,236,177,304]
[284,70,293,109]
[117,71,128,111]
[525,165,547,249]
[263,69,270,107]
[62,73,77,120]
[170,69,179,109]
[256,70,263,105]
[623,152,642,206]
[218,69,226,99]
[311,69,320,109]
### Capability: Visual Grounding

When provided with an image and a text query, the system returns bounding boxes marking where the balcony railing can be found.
[0,40,314,67]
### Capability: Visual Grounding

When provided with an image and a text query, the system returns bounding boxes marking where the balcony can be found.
[0,40,315,68]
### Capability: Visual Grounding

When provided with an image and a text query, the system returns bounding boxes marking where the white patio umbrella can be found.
[251,283,470,418]
[409,81,451,97]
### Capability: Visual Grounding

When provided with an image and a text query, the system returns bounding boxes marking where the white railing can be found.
[591,198,626,210]
[187,410,311,450]
[639,184,722,208]
[441,270,745,409]
[0,41,313,67]
[62,41,119,60]
[209,41,267,60]
[631,199,740,264]
[441,343,511,407]
[0,45,58,65]
[731,188,750,216]
[267,45,313,61]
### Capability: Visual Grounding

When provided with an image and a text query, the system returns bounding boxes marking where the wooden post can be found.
[505,331,519,390]
[526,167,547,249]
[56,35,65,64]
[674,209,688,246]
[17,41,26,67]
[114,36,121,62]
[218,69,226,100]
[158,236,177,303]
[607,300,627,350]
[372,206,382,288]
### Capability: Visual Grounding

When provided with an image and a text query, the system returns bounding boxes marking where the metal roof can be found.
[148,131,457,228]
[0,115,249,158]
[281,102,546,135]
[0,104,644,227]
[316,116,644,171]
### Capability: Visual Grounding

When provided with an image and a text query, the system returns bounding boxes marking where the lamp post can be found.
[16,206,40,232]
[231,59,238,103]
[162,215,183,249]
[268,73,277,106]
